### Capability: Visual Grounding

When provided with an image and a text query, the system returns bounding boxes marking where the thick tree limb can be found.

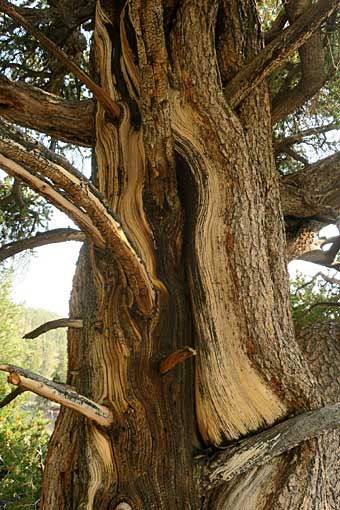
[297,235,340,269]
[0,75,94,146]
[23,318,83,339]
[0,228,85,262]
[0,120,155,314]
[0,364,113,427]
[281,150,340,220]
[224,0,338,108]
[0,0,120,119]
[202,402,340,490]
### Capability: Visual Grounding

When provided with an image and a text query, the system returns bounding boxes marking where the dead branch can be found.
[224,0,338,108]
[0,120,155,315]
[0,74,95,146]
[0,364,113,427]
[274,123,339,153]
[0,228,85,262]
[0,387,26,408]
[23,318,84,340]
[0,0,120,119]
[202,402,340,490]
[159,347,196,374]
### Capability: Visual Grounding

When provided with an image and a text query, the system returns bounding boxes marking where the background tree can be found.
[0,0,340,508]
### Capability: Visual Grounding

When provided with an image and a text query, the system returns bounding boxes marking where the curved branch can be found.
[23,318,83,339]
[0,0,120,119]
[224,0,338,108]
[0,75,95,146]
[202,402,340,490]
[0,228,85,262]
[0,364,113,427]
[0,120,155,315]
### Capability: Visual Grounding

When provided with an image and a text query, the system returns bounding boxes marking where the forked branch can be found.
[0,0,120,119]
[0,228,85,262]
[202,402,340,490]
[224,0,338,108]
[0,364,113,427]
[23,318,84,340]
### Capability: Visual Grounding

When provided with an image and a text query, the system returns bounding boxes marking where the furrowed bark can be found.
[203,403,340,489]
[223,0,337,108]
[170,0,319,448]
[0,228,85,262]
[0,364,113,426]
[0,75,94,146]
[23,318,83,340]
[0,120,155,314]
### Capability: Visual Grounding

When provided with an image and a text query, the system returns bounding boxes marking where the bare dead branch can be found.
[0,228,85,262]
[0,0,120,119]
[0,387,26,408]
[0,364,113,427]
[159,347,196,374]
[26,319,81,339]
[0,120,155,315]
[202,402,340,490]
[0,74,95,146]
[23,318,83,340]
[224,0,338,108]
[274,123,339,153]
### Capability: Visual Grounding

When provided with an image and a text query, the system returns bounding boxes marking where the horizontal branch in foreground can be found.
[0,120,155,315]
[0,364,113,427]
[0,0,120,119]
[23,318,83,340]
[224,0,338,108]
[0,74,94,146]
[0,228,85,262]
[202,402,340,490]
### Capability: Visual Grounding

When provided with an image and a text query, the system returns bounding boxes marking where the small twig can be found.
[159,347,196,374]
[0,364,113,427]
[306,301,340,313]
[0,387,26,408]
[23,318,83,340]
[0,0,120,119]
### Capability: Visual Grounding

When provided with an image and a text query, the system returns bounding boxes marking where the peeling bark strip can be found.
[0,120,155,314]
[0,0,120,119]
[23,318,83,340]
[224,0,338,108]
[203,403,340,489]
[0,75,94,146]
[0,228,85,262]
[0,364,113,426]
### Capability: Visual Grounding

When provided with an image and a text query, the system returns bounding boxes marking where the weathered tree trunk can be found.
[35,1,337,509]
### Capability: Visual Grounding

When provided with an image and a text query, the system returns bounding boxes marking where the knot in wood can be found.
[115,504,132,510]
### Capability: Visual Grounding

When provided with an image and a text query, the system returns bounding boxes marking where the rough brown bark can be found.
[1,1,338,509]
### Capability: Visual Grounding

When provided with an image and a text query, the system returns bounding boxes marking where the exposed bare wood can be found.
[0,386,26,408]
[159,347,196,374]
[0,120,155,315]
[202,402,340,490]
[0,75,94,146]
[0,364,113,427]
[224,0,338,108]
[0,0,120,119]
[0,228,85,262]
[23,318,84,340]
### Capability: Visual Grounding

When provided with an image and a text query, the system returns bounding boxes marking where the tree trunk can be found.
[35,1,337,508]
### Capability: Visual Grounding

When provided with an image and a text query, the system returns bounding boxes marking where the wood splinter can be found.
[159,347,196,374]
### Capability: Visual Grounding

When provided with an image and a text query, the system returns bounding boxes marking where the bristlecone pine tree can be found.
[0,0,340,508]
